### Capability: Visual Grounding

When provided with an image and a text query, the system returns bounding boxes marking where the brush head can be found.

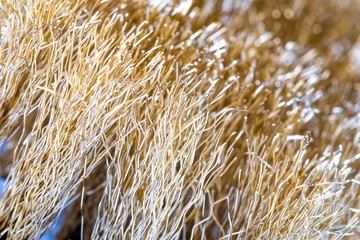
[0,0,359,239]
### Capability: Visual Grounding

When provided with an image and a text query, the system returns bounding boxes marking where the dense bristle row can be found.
[0,0,359,239]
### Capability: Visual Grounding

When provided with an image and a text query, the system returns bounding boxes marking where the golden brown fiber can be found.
[0,0,359,239]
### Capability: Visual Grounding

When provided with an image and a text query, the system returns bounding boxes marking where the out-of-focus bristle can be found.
[0,0,359,239]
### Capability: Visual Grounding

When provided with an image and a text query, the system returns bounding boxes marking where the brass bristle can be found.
[0,0,359,239]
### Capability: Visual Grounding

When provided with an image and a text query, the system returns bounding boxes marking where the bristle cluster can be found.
[0,0,359,239]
